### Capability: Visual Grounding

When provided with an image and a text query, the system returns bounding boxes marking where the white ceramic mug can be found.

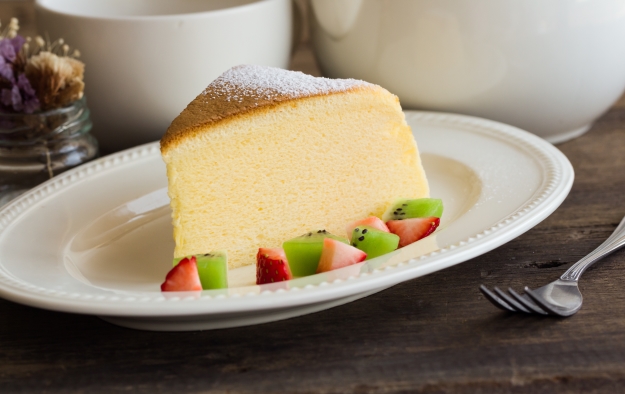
[36,0,294,152]
[310,0,625,143]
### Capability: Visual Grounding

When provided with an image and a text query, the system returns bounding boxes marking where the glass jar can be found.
[0,97,98,205]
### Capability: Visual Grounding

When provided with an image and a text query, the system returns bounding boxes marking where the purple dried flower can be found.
[9,84,22,112]
[0,32,41,114]
[17,73,35,96]
[0,55,13,82]
[0,35,25,84]
[18,73,39,113]
[0,73,39,113]
[10,35,25,54]
[0,38,17,62]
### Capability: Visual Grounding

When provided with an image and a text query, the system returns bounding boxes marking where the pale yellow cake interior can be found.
[162,72,429,269]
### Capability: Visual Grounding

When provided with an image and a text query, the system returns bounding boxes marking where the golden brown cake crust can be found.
[160,65,376,153]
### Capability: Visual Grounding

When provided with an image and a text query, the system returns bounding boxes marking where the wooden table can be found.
[2,2,625,393]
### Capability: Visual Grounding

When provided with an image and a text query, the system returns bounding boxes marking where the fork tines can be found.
[479,285,548,315]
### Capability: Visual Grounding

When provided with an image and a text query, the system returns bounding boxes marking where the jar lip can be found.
[0,97,87,119]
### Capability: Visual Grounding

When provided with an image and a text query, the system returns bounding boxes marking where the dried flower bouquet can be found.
[0,18,85,114]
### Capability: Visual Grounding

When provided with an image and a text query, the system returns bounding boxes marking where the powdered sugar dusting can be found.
[202,65,372,103]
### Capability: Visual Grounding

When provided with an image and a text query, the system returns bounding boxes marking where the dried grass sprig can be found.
[0,18,19,39]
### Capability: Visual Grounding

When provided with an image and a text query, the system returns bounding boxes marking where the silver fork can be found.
[480,214,625,316]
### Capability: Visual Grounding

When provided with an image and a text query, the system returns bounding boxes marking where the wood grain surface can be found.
[2,1,625,393]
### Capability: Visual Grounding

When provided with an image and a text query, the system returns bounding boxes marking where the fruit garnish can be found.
[386,217,440,247]
[316,238,366,273]
[382,198,443,221]
[351,226,400,260]
[174,251,228,290]
[161,256,203,292]
[283,230,349,276]
[345,216,390,241]
[256,247,292,284]
[196,251,228,290]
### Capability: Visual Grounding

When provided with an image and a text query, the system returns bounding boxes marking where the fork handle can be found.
[561,215,625,282]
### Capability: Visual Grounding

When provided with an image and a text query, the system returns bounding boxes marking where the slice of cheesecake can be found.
[160,65,429,269]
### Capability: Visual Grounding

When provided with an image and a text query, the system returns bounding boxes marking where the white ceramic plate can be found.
[0,111,574,331]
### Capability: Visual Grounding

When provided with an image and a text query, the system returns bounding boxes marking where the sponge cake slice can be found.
[161,65,429,269]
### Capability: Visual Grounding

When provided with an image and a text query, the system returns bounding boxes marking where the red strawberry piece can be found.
[345,216,390,240]
[161,256,202,292]
[257,247,293,285]
[317,238,367,273]
[386,217,440,247]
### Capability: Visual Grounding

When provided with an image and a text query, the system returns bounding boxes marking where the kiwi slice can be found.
[383,198,443,221]
[173,251,228,290]
[351,226,400,260]
[283,230,349,277]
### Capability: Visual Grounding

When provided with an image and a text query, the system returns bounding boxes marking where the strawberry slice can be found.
[317,238,367,273]
[161,256,202,292]
[386,217,440,247]
[257,247,293,284]
[345,216,390,240]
